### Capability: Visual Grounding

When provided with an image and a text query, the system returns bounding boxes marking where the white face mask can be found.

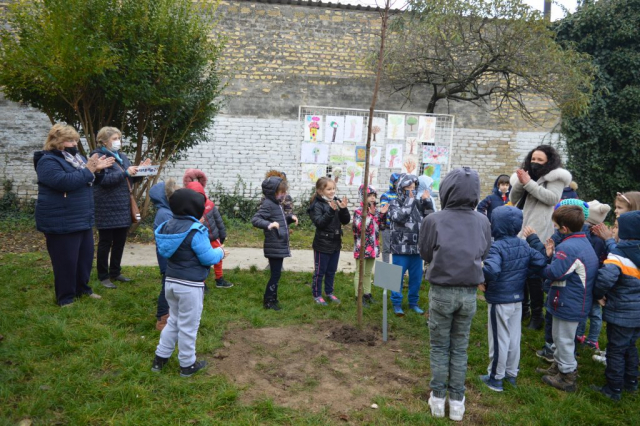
[110,139,122,151]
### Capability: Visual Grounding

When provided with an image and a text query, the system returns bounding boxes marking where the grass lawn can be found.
[0,252,638,425]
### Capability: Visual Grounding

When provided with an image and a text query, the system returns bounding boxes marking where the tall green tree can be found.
[0,0,226,214]
[555,0,640,203]
[382,0,594,123]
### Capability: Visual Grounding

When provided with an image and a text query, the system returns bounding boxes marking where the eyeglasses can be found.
[617,192,631,205]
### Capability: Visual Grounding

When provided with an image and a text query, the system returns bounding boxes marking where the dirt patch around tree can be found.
[210,320,425,417]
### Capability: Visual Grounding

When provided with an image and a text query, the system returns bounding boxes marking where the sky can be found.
[333,0,578,21]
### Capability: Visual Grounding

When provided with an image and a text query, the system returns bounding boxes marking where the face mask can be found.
[405,189,417,198]
[110,139,122,151]
[64,146,79,156]
[530,162,544,178]
[322,195,333,202]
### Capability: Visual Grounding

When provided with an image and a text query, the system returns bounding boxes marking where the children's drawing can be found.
[324,115,345,144]
[329,144,354,163]
[344,161,363,186]
[344,115,364,143]
[369,146,381,167]
[301,164,327,184]
[387,114,405,140]
[405,137,419,156]
[367,167,379,186]
[402,155,419,175]
[418,116,437,142]
[355,145,367,162]
[423,145,449,165]
[385,144,403,168]
[423,163,442,192]
[304,115,322,142]
[368,117,386,144]
[406,116,418,133]
[332,166,343,184]
[300,143,329,163]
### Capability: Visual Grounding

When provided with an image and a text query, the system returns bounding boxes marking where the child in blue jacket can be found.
[479,206,546,392]
[151,188,227,377]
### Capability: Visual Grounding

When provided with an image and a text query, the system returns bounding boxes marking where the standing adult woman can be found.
[35,123,114,306]
[92,127,150,289]
[509,145,572,329]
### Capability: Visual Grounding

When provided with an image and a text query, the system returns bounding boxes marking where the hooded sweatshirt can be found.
[419,167,492,286]
[155,188,224,283]
[388,174,434,255]
[477,174,511,222]
[150,182,173,230]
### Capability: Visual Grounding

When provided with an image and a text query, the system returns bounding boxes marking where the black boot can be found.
[263,298,281,311]
[522,284,531,322]
[527,278,545,330]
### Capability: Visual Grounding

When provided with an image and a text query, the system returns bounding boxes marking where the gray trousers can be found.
[552,317,579,373]
[487,302,522,380]
[155,280,205,367]
[381,229,391,263]
[428,285,477,401]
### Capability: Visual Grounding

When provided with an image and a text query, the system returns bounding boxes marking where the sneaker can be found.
[428,392,445,418]
[448,397,466,422]
[112,275,132,282]
[326,294,341,304]
[88,293,102,299]
[180,360,207,377]
[575,335,586,345]
[357,296,371,308]
[624,380,638,393]
[592,353,607,365]
[479,374,504,392]
[314,296,328,306]
[393,305,405,317]
[264,300,281,311]
[100,279,117,289]
[536,344,555,363]
[585,340,600,351]
[409,305,424,314]
[364,293,376,304]
[215,278,234,289]
[151,355,169,372]
[504,376,517,387]
[590,384,621,401]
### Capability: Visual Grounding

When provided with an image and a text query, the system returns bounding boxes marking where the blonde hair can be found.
[616,192,640,212]
[310,177,335,203]
[43,123,79,151]
[96,126,122,147]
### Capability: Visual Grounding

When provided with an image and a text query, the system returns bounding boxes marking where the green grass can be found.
[0,253,638,425]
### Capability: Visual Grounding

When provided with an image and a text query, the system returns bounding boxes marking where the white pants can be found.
[487,302,522,380]
[155,279,204,367]
[552,317,579,373]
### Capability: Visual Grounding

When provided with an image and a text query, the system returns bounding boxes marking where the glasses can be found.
[617,192,631,205]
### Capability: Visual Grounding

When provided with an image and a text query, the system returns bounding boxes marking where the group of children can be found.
[147,164,640,422]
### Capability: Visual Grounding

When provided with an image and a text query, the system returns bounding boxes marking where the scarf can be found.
[61,151,87,170]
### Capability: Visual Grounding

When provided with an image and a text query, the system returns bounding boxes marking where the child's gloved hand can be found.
[268,222,280,230]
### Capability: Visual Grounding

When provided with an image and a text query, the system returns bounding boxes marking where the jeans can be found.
[605,323,640,391]
[428,285,477,401]
[575,301,603,343]
[312,250,340,298]
[381,229,391,263]
[390,254,423,307]
[265,257,283,302]
[96,227,129,280]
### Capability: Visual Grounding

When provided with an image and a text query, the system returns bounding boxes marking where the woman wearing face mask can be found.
[510,145,571,330]
[91,127,151,289]
[34,123,115,306]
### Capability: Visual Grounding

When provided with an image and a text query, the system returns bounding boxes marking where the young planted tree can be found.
[0,0,226,219]
[383,0,594,122]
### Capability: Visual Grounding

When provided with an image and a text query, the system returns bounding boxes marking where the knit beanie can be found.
[586,200,611,226]
[555,198,589,220]
[169,188,205,219]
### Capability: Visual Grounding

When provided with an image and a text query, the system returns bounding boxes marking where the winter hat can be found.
[265,169,287,180]
[417,175,434,195]
[169,188,205,219]
[618,211,640,240]
[555,198,589,220]
[183,169,208,188]
[585,200,611,225]
[358,184,377,200]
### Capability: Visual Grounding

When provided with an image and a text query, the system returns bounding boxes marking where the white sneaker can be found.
[448,396,465,422]
[428,392,445,418]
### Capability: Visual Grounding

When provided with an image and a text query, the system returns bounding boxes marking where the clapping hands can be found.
[86,154,115,173]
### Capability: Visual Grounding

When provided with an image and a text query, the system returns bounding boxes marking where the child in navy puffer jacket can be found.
[479,206,547,392]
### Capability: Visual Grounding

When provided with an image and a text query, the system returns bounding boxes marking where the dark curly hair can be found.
[521,145,563,178]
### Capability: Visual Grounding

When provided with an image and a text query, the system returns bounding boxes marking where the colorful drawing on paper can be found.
[344,161,363,186]
[344,116,364,143]
[367,167,379,186]
[369,146,381,167]
[385,144,403,169]
[423,145,449,165]
[300,143,329,163]
[332,166,343,184]
[304,115,322,142]
[402,155,419,175]
[369,117,386,144]
[405,137,419,156]
[301,164,327,184]
[329,144,354,163]
[387,114,405,140]
[355,145,367,162]
[423,163,442,192]
[418,116,436,142]
[406,116,419,134]
[325,115,345,144]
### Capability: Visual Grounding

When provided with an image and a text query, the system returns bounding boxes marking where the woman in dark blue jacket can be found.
[91,127,150,289]
[35,124,114,306]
